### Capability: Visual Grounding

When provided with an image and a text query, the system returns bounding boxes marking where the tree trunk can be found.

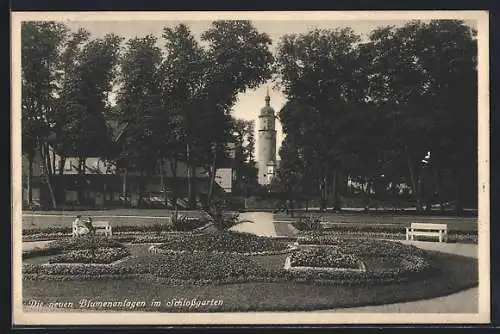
[139,166,144,208]
[186,143,194,209]
[455,168,464,215]
[122,168,127,208]
[159,159,167,207]
[319,165,328,212]
[77,157,85,205]
[52,149,56,176]
[170,159,178,210]
[405,146,421,213]
[38,143,57,209]
[58,156,66,176]
[436,169,446,213]
[55,155,66,203]
[45,147,53,176]
[332,169,340,211]
[365,180,373,210]
[27,151,33,207]
[207,146,218,208]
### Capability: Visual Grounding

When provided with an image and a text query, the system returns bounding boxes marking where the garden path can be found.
[229,212,278,237]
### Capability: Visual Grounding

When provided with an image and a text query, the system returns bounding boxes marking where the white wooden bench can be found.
[72,220,112,237]
[406,222,448,243]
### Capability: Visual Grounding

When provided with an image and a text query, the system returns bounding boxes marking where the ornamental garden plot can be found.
[22,227,478,312]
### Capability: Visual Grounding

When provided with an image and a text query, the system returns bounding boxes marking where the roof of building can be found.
[259,90,275,117]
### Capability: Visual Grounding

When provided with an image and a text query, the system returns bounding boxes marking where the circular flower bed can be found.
[23,236,129,265]
[290,247,361,269]
[295,235,432,277]
[48,247,130,264]
[153,231,292,255]
[126,252,269,281]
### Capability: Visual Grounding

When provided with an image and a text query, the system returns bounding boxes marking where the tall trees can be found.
[112,21,273,209]
[57,32,122,204]
[275,28,365,211]
[362,20,477,212]
[231,119,258,194]
[22,21,69,208]
[274,20,477,214]
[161,24,210,208]
[23,22,122,208]
[161,21,273,207]
[115,35,163,206]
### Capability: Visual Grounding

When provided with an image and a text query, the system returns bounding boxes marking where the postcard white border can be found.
[11,10,490,325]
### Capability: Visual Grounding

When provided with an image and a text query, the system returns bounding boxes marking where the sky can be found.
[61,17,477,161]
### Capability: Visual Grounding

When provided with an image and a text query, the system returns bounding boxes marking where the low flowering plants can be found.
[290,247,360,269]
[156,231,289,254]
[48,247,130,264]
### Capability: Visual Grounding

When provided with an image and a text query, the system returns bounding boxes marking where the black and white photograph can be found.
[11,11,490,325]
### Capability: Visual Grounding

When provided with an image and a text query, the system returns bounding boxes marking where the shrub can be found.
[292,215,322,231]
[170,215,209,232]
[48,247,130,264]
[204,200,242,230]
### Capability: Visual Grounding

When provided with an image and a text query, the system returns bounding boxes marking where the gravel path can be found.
[229,212,278,237]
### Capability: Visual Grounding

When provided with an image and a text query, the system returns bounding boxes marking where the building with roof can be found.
[257,89,277,185]
[22,117,236,209]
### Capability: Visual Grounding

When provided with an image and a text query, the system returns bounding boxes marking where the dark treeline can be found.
[271,20,477,214]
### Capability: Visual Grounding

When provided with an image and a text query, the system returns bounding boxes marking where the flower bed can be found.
[128,252,269,280]
[23,235,437,286]
[296,224,478,243]
[295,236,432,277]
[23,236,126,260]
[23,226,72,235]
[298,235,426,258]
[23,262,138,280]
[23,252,270,282]
[290,247,361,269]
[48,247,130,264]
[155,231,290,254]
[48,236,125,250]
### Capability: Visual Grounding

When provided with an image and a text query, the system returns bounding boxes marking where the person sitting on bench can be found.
[73,215,95,236]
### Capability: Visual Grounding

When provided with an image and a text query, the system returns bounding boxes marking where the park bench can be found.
[72,220,112,237]
[406,222,448,243]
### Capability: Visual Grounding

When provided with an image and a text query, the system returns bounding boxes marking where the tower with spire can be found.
[257,87,277,185]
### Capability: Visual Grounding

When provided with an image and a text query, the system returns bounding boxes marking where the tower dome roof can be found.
[259,88,275,117]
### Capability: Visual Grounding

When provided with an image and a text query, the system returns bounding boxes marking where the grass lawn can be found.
[23,249,477,312]
[22,211,477,236]
[21,209,207,230]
